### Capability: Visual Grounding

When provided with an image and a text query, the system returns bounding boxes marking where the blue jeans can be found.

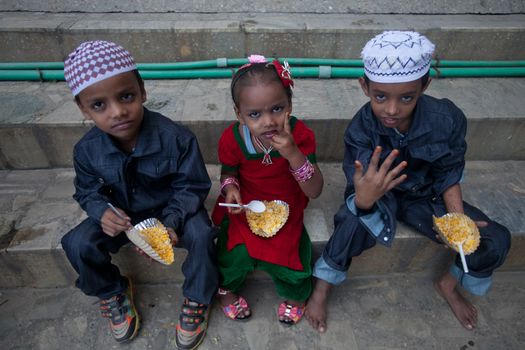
[317,196,511,295]
[61,208,218,304]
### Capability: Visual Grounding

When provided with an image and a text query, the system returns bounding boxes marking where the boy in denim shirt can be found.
[60,40,217,349]
[305,31,510,333]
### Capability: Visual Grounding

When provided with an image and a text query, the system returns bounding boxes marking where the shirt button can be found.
[387,228,391,233]
[98,178,104,184]
[383,237,389,241]
[132,188,136,193]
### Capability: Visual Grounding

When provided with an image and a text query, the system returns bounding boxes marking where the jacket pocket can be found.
[136,158,173,178]
[409,142,449,162]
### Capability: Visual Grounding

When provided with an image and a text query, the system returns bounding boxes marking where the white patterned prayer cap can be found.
[361,31,435,83]
[64,40,137,96]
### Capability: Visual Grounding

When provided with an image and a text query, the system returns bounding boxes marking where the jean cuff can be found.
[312,256,347,285]
[346,195,385,238]
[449,264,492,296]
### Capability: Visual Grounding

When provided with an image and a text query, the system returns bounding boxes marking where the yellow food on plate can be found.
[246,200,289,238]
[127,218,175,265]
[140,224,174,264]
[433,213,480,255]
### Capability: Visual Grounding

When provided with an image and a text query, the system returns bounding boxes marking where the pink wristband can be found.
[290,158,315,182]
[220,177,240,196]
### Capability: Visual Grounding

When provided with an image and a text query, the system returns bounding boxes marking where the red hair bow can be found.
[272,59,294,89]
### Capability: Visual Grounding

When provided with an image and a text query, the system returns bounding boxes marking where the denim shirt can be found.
[343,94,467,245]
[72,108,211,231]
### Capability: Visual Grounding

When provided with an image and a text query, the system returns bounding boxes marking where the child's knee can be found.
[179,213,216,248]
[60,231,73,252]
[62,231,94,259]
[493,223,511,255]
[61,227,85,255]
[483,222,511,262]
[61,219,103,256]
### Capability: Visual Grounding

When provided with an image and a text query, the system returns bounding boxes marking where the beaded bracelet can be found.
[220,177,240,196]
[290,158,315,182]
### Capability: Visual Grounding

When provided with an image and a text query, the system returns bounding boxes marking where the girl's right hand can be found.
[224,187,244,214]
[100,207,132,237]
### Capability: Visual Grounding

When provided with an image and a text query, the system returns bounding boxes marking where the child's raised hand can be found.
[101,207,132,237]
[270,113,298,160]
[353,146,407,210]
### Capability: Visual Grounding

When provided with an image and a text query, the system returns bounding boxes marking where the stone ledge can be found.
[1,78,524,169]
[0,161,523,288]
[0,12,524,61]
[1,1,524,14]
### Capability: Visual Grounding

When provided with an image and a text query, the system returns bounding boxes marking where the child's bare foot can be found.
[216,288,251,320]
[434,271,477,330]
[305,279,331,333]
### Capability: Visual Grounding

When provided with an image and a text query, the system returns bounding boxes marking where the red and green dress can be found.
[212,117,317,300]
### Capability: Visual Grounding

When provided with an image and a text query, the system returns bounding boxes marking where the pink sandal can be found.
[278,301,305,326]
[218,288,251,321]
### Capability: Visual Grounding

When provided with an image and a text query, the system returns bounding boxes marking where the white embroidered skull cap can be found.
[64,40,137,96]
[361,31,435,83]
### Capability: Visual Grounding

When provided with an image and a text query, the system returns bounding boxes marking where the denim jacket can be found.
[72,108,211,231]
[343,94,467,245]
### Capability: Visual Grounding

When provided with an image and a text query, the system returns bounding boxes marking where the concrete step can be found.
[1,78,524,169]
[1,161,524,288]
[2,0,524,14]
[0,12,524,61]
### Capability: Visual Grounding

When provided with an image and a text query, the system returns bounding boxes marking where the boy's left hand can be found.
[270,113,299,160]
[166,227,179,246]
[134,246,154,262]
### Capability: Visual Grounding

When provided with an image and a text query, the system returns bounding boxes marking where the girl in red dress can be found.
[211,55,324,325]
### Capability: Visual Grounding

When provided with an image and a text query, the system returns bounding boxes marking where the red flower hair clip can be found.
[272,59,294,89]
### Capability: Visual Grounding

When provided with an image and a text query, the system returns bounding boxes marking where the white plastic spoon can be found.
[457,243,469,273]
[218,200,266,213]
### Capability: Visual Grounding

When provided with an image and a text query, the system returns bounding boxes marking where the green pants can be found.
[217,218,313,302]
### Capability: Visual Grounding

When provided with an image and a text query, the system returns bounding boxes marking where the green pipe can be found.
[1,67,525,81]
[0,70,64,80]
[0,59,248,71]
[286,59,525,67]
[1,59,525,70]
[293,67,525,78]
[432,60,525,67]
[431,67,525,77]
[140,69,234,79]
[0,62,65,70]
[138,58,248,70]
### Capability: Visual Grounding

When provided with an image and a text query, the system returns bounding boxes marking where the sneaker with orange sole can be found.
[99,277,140,342]
[175,298,209,350]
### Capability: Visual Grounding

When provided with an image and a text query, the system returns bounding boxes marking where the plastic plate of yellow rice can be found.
[246,200,289,238]
[126,218,174,265]
[433,213,480,255]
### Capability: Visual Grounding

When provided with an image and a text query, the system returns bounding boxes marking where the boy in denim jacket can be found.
[60,40,217,349]
[306,31,510,333]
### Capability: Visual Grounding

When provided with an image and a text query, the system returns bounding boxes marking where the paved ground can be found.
[1,271,524,350]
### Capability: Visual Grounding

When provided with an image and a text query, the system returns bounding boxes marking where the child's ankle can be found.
[287,299,305,307]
